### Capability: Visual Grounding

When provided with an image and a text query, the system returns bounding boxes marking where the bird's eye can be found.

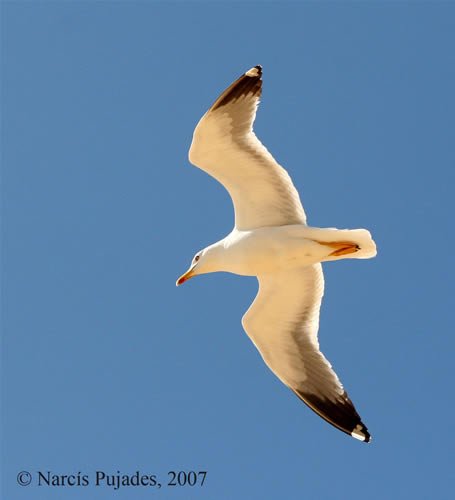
[194,255,200,262]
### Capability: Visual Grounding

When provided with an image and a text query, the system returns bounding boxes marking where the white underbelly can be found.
[219,224,376,276]
[222,226,325,276]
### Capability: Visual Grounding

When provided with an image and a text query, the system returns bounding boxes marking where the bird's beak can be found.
[176,264,197,286]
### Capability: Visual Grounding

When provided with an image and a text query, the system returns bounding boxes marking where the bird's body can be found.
[177,65,377,443]
[199,225,376,277]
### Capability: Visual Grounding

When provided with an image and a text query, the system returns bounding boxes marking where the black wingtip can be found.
[211,66,263,111]
[292,388,372,443]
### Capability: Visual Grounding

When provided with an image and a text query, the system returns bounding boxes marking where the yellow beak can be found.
[176,265,197,286]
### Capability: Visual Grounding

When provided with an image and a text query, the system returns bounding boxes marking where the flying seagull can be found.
[177,65,377,442]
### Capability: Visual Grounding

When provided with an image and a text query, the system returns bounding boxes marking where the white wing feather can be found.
[188,66,306,230]
[242,264,370,442]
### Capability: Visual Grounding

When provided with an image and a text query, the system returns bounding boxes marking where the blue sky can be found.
[2,1,454,499]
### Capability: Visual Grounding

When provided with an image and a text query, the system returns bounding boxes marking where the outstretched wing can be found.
[242,264,371,442]
[188,65,306,230]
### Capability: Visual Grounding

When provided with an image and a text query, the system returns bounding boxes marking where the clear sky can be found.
[2,2,454,499]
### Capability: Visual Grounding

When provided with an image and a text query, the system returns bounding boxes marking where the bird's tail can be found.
[304,226,377,260]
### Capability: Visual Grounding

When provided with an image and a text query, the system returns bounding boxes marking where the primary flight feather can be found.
[177,65,377,442]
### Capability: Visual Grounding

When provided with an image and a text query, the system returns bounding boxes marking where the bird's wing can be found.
[188,65,306,230]
[242,264,371,442]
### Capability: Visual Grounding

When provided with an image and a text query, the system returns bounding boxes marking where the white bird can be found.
[177,65,377,442]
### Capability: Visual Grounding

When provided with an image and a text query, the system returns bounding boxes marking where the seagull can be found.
[177,65,377,442]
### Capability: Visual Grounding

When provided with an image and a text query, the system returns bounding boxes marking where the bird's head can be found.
[176,244,221,286]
